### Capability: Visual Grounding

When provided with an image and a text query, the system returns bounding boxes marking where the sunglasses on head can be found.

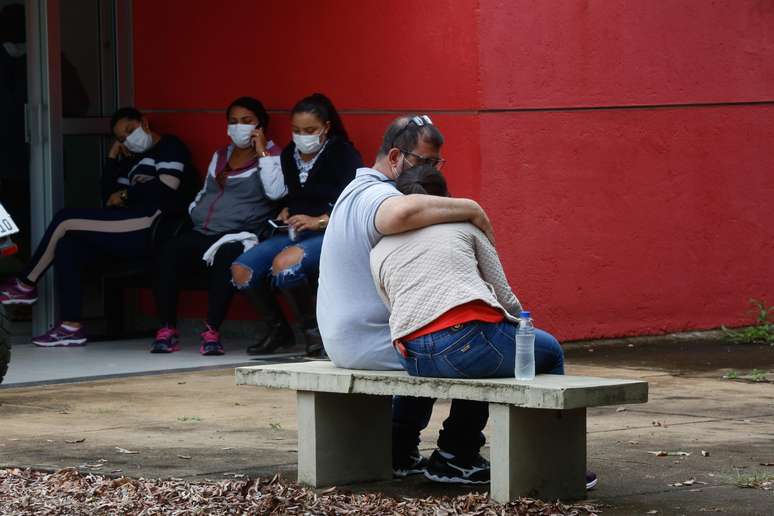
[391,115,433,147]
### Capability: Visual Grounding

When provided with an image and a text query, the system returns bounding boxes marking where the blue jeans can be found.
[232,231,323,290]
[392,320,564,462]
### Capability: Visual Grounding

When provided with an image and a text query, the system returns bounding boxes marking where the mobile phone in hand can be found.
[268,219,289,230]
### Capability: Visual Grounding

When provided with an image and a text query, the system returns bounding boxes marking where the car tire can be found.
[0,334,10,384]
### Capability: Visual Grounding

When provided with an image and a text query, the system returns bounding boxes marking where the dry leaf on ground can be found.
[0,468,601,515]
[648,451,691,457]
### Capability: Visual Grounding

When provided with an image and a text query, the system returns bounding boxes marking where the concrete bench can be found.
[236,361,648,502]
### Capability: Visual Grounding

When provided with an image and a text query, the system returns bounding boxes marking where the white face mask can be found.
[227,123,256,149]
[293,132,324,154]
[124,126,153,153]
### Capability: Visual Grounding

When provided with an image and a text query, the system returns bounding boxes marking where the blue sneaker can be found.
[424,449,490,484]
[393,451,429,478]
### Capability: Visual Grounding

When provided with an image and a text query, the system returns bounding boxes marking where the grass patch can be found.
[722,369,771,383]
[722,299,774,345]
[176,416,202,423]
[731,469,774,489]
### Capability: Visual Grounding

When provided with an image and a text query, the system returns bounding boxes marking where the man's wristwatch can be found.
[318,218,328,230]
[119,190,129,202]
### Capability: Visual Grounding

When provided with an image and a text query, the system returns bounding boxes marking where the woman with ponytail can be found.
[231,93,362,358]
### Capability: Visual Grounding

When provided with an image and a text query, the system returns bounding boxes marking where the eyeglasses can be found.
[391,115,445,169]
[399,149,447,170]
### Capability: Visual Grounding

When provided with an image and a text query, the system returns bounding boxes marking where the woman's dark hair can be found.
[110,107,143,131]
[291,93,350,142]
[395,164,450,197]
[227,97,270,131]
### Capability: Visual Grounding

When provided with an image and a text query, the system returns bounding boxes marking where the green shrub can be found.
[722,299,774,345]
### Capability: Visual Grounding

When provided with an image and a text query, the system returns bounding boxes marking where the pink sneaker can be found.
[200,325,224,356]
[150,326,180,353]
[0,278,38,305]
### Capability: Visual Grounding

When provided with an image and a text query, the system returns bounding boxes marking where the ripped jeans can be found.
[231,231,323,290]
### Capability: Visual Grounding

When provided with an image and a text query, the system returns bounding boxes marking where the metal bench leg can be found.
[296,391,392,487]
[489,404,586,502]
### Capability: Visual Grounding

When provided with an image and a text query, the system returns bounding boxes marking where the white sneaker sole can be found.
[586,477,598,490]
[393,468,426,478]
[424,471,490,485]
[33,339,87,347]
[1,298,37,305]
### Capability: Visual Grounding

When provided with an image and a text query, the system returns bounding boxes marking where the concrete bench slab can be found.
[236,361,648,502]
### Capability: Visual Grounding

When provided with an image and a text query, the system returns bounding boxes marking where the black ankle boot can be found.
[279,282,328,359]
[245,287,295,355]
[247,319,294,355]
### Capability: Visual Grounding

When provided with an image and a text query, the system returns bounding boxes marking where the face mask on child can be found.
[227,123,257,149]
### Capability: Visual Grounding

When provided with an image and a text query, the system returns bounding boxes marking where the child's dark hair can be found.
[110,107,143,131]
[292,93,350,142]
[226,97,270,131]
[395,164,450,197]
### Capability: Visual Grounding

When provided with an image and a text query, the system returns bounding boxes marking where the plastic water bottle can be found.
[515,310,536,380]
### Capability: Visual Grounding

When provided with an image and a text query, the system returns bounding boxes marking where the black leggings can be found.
[153,230,243,329]
[19,207,157,321]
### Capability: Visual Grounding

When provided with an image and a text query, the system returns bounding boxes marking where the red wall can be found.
[133,0,774,340]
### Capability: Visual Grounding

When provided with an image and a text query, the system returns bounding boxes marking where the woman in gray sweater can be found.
[370,164,565,380]
[369,165,597,490]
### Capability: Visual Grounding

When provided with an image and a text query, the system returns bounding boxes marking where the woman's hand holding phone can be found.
[287,214,321,233]
[251,127,267,155]
[276,207,290,223]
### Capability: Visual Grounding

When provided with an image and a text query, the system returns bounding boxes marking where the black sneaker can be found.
[393,451,429,478]
[586,470,598,490]
[424,449,490,484]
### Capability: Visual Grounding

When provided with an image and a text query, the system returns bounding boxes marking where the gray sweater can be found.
[188,143,283,235]
[370,222,522,341]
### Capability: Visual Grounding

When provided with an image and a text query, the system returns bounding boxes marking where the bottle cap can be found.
[520,310,531,318]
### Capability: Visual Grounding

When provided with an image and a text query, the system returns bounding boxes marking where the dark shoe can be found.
[424,449,490,484]
[586,470,598,490]
[303,327,324,357]
[393,451,429,478]
[279,283,328,358]
[247,320,294,355]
